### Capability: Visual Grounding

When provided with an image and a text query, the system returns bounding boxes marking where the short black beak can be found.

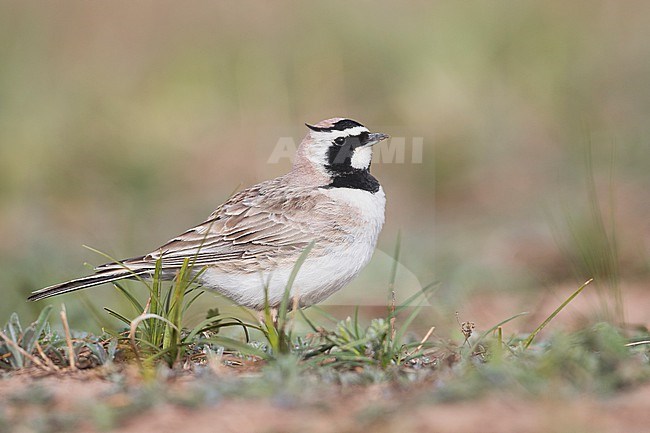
[367,132,389,146]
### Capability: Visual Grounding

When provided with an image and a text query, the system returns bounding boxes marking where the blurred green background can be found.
[1,1,648,331]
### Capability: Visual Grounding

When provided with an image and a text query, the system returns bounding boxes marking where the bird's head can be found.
[294,118,389,182]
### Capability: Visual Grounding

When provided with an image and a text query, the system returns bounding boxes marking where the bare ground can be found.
[2,371,650,433]
[1,283,649,433]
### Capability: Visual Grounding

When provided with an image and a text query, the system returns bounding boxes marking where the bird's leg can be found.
[257,297,298,328]
[271,307,279,327]
[257,307,280,327]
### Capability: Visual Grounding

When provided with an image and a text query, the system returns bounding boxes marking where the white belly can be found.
[201,186,385,309]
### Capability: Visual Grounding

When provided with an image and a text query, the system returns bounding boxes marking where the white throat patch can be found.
[351,146,372,170]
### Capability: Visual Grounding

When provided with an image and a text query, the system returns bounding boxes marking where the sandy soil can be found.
[2,371,650,433]
[118,385,650,433]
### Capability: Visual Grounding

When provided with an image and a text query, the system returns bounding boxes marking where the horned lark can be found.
[29,118,388,309]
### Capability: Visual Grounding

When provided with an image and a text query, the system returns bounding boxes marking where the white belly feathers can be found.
[201,186,385,308]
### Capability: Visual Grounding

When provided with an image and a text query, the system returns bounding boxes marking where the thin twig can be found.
[415,326,435,353]
[34,340,59,371]
[0,331,48,370]
[60,305,77,370]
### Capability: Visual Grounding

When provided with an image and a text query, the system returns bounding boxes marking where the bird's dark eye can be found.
[334,137,345,145]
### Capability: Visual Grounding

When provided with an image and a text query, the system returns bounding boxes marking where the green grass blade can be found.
[297,308,321,333]
[184,316,225,343]
[393,305,424,349]
[307,306,339,324]
[182,290,204,313]
[104,308,134,327]
[353,306,360,340]
[82,245,153,290]
[23,305,52,354]
[112,282,145,314]
[149,258,163,317]
[4,314,24,368]
[278,241,315,327]
[389,281,440,318]
[523,278,593,349]
[162,258,190,363]
[199,320,254,341]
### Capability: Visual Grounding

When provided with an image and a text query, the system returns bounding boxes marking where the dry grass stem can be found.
[0,330,48,370]
[60,305,77,370]
[416,326,435,352]
[34,340,59,371]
